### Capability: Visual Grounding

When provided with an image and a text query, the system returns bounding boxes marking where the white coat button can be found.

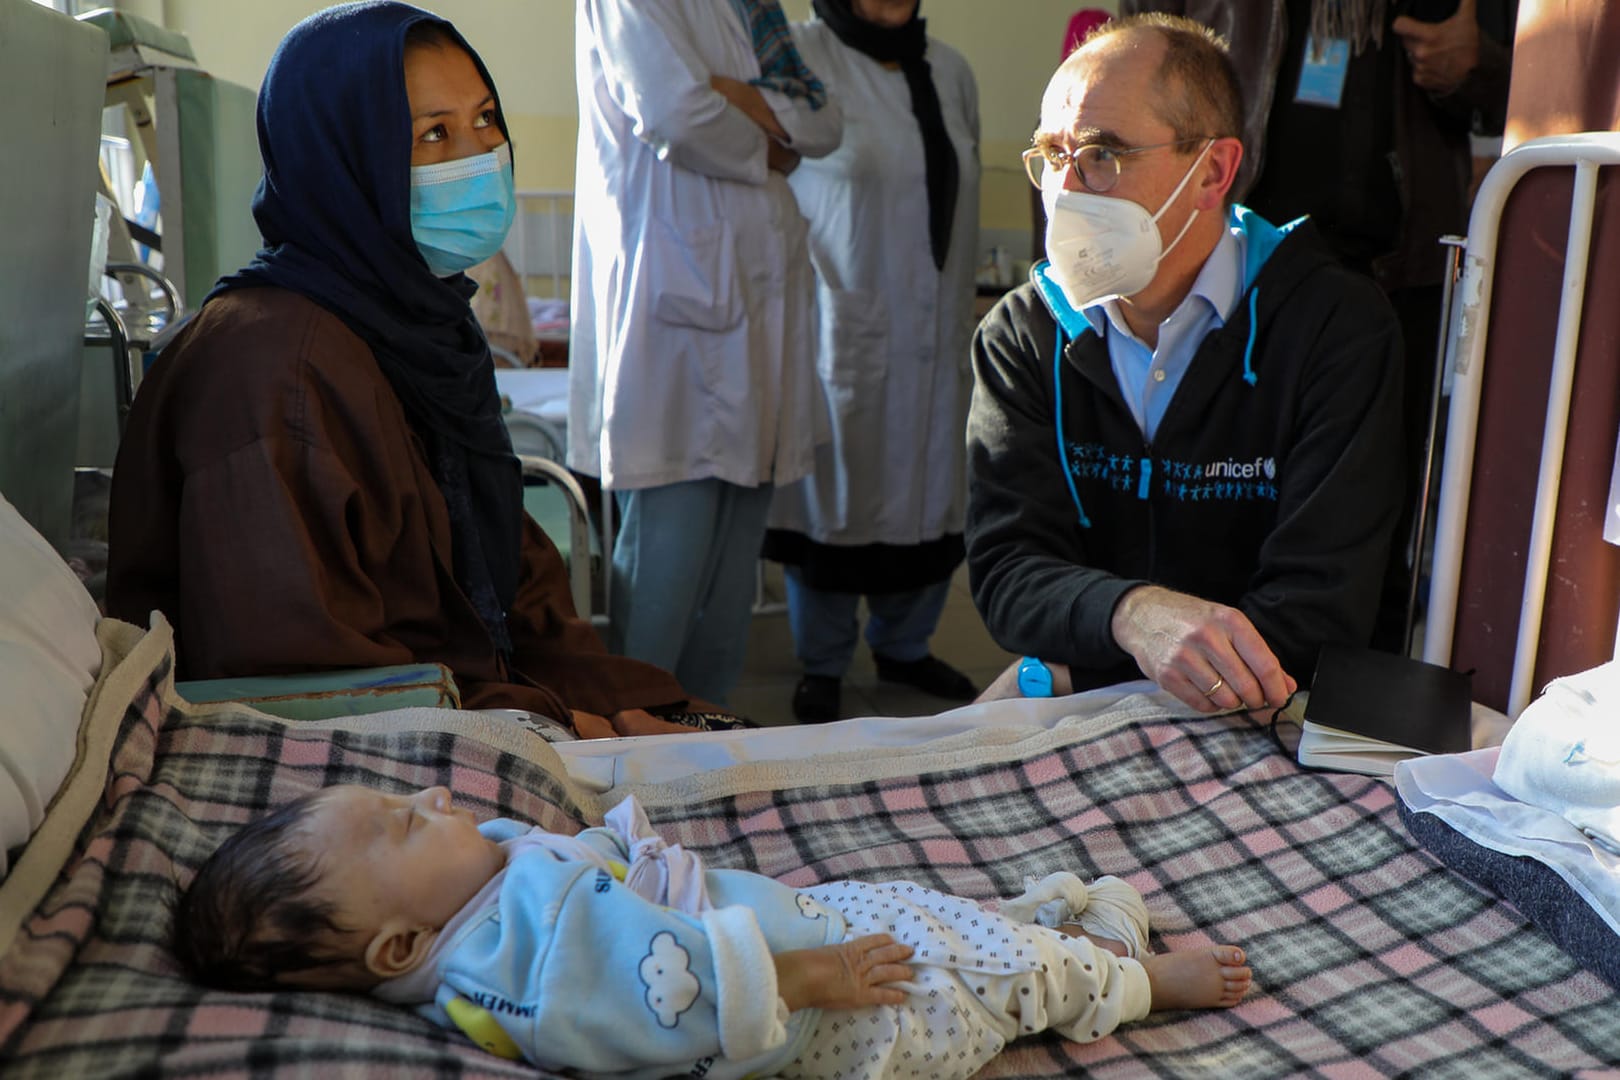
[1152,369,1166,382]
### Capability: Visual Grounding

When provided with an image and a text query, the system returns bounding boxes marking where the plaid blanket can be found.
[3,621,1617,1078]
[633,723,1620,1078]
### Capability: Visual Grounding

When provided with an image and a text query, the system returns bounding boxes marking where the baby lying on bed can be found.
[173,785,1251,1080]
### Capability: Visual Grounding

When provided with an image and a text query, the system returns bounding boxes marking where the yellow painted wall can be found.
[149,0,1110,226]
[157,0,580,189]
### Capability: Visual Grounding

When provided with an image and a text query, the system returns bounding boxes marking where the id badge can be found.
[1295,36,1350,108]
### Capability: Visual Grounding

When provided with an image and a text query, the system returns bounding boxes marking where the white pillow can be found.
[0,492,102,877]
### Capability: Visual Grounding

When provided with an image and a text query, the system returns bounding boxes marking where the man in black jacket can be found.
[967,14,1404,714]
[1120,0,1515,654]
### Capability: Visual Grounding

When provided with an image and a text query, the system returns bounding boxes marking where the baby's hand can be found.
[775,934,915,1012]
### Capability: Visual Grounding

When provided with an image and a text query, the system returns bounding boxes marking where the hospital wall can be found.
[140,0,1109,262]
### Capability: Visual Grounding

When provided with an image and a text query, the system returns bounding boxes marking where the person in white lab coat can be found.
[569,0,843,705]
[762,0,982,722]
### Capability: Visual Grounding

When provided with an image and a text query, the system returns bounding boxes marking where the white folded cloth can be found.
[1494,661,1620,853]
[1396,748,1620,936]
[997,871,1152,957]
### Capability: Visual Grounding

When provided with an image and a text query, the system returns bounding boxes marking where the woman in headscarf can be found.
[107,0,719,738]
[763,0,982,722]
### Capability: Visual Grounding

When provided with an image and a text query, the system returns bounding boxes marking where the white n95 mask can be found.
[1042,140,1212,309]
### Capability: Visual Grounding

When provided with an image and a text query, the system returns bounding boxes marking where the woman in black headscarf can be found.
[762,0,983,722]
[108,0,715,738]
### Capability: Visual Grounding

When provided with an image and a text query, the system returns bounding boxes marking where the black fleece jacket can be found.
[966,211,1405,689]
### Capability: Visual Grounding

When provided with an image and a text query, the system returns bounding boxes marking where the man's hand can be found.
[1110,585,1295,713]
[775,935,915,1012]
[1392,0,1480,95]
[709,74,789,140]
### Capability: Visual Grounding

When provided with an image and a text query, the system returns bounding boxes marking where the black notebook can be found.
[1298,645,1473,776]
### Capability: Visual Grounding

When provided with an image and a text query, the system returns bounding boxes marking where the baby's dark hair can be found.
[172,789,353,991]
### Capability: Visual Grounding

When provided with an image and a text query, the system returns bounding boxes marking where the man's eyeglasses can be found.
[1022,137,1213,194]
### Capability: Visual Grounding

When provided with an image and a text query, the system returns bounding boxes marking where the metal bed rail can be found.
[518,453,595,622]
[85,296,134,437]
[1422,131,1620,717]
[104,260,183,330]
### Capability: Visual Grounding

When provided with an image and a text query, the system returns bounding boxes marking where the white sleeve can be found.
[760,86,844,159]
[582,0,768,184]
[701,905,790,1061]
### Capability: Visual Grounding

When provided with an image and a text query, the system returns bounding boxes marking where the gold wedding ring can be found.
[1204,676,1225,697]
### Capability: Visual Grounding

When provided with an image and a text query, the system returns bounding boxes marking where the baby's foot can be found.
[1142,946,1251,1010]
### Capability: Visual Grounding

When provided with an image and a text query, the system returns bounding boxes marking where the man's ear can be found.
[365,922,437,979]
[1195,137,1244,212]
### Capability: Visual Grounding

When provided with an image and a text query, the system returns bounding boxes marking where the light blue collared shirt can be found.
[1086,226,1247,442]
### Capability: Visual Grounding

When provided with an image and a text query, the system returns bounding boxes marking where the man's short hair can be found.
[1086,14,1244,148]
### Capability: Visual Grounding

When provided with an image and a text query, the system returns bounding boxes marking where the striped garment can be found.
[2,624,1617,1077]
[727,0,828,109]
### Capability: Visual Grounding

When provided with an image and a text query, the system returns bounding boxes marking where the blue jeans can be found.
[609,478,773,706]
[784,568,952,679]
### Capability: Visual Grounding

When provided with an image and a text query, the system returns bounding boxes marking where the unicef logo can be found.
[1200,455,1276,481]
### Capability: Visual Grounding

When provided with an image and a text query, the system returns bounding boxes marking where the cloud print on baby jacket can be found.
[640,932,700,1027]
[795,894,827,920]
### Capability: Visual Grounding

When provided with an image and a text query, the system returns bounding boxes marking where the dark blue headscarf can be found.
[213,0,521,652]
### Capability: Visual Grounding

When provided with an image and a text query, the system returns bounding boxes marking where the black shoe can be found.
[792,674,842,724]
[872,654,977,701]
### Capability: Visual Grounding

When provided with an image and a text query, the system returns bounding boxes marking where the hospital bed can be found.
[2,480,1616,1078]
[498,366,571,461]
[7,3,1613,1067]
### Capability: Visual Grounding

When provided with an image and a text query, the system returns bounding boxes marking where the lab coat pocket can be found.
[816,287,889,428]
[817,287,889,385]
[650,220,744,332]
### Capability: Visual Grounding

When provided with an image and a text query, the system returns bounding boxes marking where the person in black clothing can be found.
[1121,0,1516,652]
[1245,0,1514,652]
[967,15,1405,715]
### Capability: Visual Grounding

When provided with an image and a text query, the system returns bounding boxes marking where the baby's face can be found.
[302,785,506,946]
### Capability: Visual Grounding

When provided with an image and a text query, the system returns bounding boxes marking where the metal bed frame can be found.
[1421,131,1620,717]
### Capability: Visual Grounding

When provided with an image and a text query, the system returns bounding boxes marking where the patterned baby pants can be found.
[777,880,1152,1080]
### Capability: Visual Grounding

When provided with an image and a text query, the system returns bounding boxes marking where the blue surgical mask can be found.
[410,142,516,277]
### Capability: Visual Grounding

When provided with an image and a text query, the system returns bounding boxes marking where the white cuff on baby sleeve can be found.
[702,905,789,1061]
[1115,955,1153,1024]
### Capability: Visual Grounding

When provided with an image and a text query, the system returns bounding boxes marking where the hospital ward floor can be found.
[731,562,1018,728]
